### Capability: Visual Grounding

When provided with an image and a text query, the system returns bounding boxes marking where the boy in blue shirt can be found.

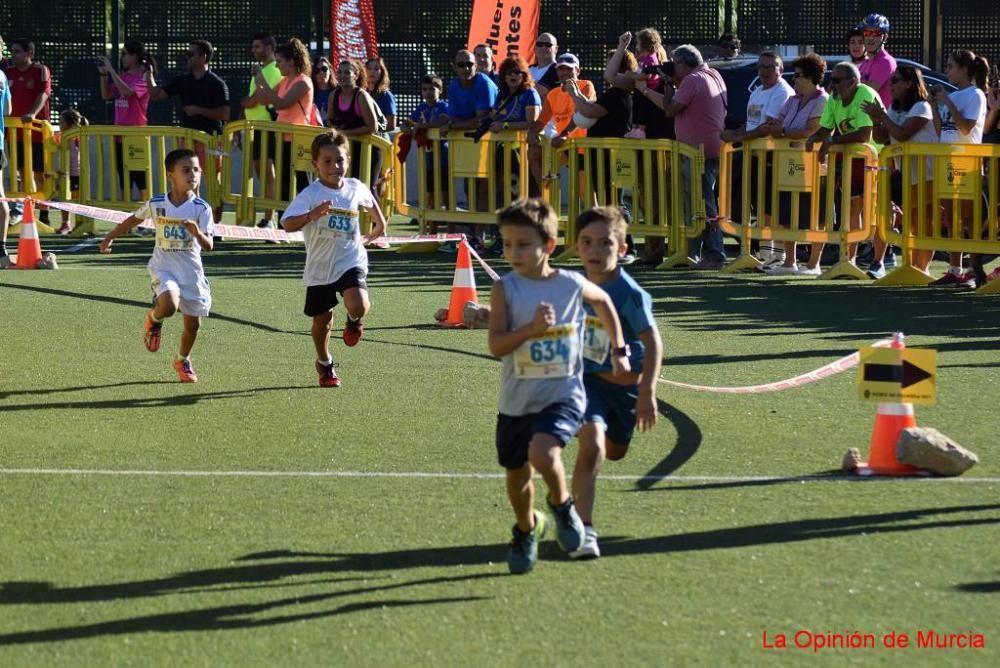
[488,198,630,574]
[401,74,450,232]
[572,206,663,559]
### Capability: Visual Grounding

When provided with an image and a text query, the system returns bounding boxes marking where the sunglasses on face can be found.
[317,66,329,72]
[863,30,881,37]
[455,61,475,68]
[535,42,554,48]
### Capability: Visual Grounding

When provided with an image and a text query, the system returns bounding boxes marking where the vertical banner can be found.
[330,0,379,65]
[466,0,540,64]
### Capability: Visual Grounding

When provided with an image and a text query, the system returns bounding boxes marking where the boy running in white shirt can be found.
[281,130,387,387]
[99,148,214,383]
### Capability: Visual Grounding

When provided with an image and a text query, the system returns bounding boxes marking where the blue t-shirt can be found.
[582,269,655,374]
[373,89,397,118]
[411,100,450,124]
[493,89,542,123]
[446,73,498,121]
[0,70,10,146]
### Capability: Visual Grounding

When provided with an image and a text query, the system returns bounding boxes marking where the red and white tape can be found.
[658,339,893,393]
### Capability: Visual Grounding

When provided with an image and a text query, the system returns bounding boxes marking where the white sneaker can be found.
[766,264,799,275]
[797,265,822,276]
[569,526,600,560]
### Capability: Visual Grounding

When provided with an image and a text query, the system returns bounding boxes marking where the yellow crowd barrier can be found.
[876,142,1000,294]
[718,139,879,279]
[403,128,532,232]
[545,136,705,265]
[2,117,57,233]
[221,120,393,229]
[57,124,218,236]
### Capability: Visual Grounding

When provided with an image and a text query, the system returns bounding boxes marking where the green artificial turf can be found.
[1,224,998,666]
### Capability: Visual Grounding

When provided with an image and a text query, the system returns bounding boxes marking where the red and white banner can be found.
[466,0,540,64]
[330,0,379,65]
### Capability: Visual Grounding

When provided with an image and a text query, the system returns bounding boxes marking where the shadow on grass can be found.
[363,336,496,362]
[600,503,1000,556]
[0,386,310,412]
[0,380,175,400]
[0,572,495,645]
[1,284,287,334]
[632,399,702,490]
[955,577,1000,594]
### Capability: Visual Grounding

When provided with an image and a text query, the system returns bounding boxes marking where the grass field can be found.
[1,224,998,666]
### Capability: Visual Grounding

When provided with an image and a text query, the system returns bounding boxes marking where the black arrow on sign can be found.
[863,360,932,388]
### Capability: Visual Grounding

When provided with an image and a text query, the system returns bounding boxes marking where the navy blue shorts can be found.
[583,374,639,448]
[495,401,583,469]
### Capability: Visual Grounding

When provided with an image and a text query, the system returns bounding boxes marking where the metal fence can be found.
[3,1,999,125]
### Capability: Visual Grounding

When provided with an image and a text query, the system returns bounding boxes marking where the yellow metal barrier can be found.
[57,124,218,235]
[403,128,531,232]
[546,136,704,265]
[3,117,57,233]
[220,120,393,229]
[876,142,1000,294]
[718,139,879,279]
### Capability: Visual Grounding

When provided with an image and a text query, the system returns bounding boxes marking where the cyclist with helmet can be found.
[858,13,897,107]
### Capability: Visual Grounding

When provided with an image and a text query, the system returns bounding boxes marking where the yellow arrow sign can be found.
[857,347,937,405]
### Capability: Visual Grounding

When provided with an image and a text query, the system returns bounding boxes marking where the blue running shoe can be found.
[508,511,547,575]
[548,497,585,553]
[866,263,886,280]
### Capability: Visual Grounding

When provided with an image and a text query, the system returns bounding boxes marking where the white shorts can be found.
[150,270,212,317]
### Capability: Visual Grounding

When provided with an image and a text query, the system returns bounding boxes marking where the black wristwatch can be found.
[611,344,631,358]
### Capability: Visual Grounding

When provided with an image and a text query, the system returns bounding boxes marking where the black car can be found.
[708,54,957,130]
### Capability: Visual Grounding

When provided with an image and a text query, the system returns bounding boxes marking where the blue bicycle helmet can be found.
[860,13,891,33]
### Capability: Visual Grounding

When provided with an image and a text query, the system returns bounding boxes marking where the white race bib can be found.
[514,323,579,379]
[316,207,359,241]
[582,315,611,363]
[155,216,194,251]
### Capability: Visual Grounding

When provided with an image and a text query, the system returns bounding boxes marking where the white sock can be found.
[319,357,333,366]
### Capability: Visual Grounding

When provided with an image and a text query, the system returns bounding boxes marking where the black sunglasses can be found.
[455,61,475,68]
[535,41,554,48]
[317,66,329,72]
[830,77,846,84]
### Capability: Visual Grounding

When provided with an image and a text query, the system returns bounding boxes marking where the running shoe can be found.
[508,511,548,575]
[569,525,601,560]
[548,497,585,553]
[315,360,341,387]
[143,312,162,353]
[173,358,198,383]
[342,318,364,347]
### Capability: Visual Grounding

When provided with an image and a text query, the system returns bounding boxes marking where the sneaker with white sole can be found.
[766,264,799,276]
[797,265,822,276]
[866,263,886,280]
[508,511,548,575]
[569,526,600,560]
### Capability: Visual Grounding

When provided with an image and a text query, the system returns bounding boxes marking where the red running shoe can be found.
[144,312,162,352]
[342,318,364,347]
[173,358,198,383]
[930,272,965,287]
[315,360,341,387]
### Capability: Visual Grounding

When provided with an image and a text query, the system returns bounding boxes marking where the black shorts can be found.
[252,129,276,162]
[495,401,583,469]
[303,267,368,316]
[69,175,80,192]
[14,143,45,172]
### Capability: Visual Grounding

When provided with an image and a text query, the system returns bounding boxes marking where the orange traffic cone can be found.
[13,200,44,270]
[857,333,924,476]
[438,238,478,327]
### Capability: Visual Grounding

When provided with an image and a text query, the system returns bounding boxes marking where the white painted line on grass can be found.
[64,237,103,253]
[0,468,997,483]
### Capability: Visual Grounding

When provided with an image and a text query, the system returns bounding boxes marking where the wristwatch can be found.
[611,344,631,358]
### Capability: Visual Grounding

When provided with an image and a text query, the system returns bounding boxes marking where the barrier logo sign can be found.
[935,156,978,199]
[857,346,937,405]
[123,137,149,171]
[612,149,636,187]
[776,150,814,192]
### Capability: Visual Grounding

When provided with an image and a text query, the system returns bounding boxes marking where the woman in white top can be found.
[863,65,937,275]
[929,50,989,285]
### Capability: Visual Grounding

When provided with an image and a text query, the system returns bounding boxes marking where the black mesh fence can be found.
[2,1,999,126]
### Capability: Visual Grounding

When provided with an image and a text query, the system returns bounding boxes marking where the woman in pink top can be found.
[98,40,153,201]
[254,38,315,203]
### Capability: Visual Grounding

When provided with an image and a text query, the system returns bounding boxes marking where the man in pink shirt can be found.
[658,44,728,268]
[858,13,896,108]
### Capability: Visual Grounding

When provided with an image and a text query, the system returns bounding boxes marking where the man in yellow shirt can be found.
[528,53,595,193]
[240,32,282,229]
